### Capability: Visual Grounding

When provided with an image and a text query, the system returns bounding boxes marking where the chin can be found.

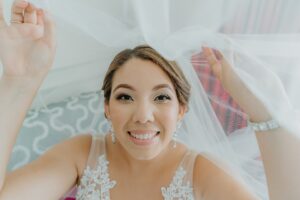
[131,151,161,160]
[125,144,164,160]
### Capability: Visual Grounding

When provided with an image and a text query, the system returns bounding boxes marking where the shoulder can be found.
[193,153,258,200]
[0,134,93,199]
[193,153,231,186]
[193,152,234,179]
[45,133,93,178]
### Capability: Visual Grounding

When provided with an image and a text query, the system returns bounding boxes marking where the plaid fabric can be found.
[191,52,248,134]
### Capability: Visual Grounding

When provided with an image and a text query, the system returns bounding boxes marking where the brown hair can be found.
[101,45,191,111]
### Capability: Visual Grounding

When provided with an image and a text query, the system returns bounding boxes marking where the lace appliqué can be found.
[161,167,194,200]
[76,155,116,200]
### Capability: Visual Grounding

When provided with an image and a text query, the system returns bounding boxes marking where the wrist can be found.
[231,91,272,123]
[0,74,44,92]
[248,118,280,132]
[248,113,272,123]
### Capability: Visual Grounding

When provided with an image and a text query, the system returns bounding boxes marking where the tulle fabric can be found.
[3,0,300,199]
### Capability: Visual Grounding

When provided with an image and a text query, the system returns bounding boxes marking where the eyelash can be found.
[116,94,132,101]
[115,93,171,102]
[155,94,172,102]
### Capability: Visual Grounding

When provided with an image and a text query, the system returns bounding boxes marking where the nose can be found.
[132,100,155,124]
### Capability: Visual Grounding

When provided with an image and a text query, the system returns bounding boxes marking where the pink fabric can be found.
[192,52,248,134]
[61,186,77,200]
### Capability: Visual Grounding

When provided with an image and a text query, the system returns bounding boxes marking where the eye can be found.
[155,94,171,102]
[116,94,133,101]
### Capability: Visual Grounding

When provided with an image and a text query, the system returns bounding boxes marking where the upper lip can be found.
[128,130,159,134]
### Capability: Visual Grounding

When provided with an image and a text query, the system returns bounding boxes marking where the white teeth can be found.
[130,132,156,140]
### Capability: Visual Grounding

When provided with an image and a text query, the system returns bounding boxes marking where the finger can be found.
[36,9,43,26]
[0,0,6,26]
[24,2,37,24]
[202,47,218,66]
[11,0,28,24]
[213,49,224,61]
[214,49,232,69]
[202,47,222,79]
[20,9,44,39]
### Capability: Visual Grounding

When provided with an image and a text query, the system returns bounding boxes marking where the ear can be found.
[104,102,111,120]
[178,104,187,121]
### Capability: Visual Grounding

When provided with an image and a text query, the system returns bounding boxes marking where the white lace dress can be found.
[76,134,198,200]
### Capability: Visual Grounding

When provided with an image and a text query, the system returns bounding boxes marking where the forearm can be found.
[255,129,300,200]
[236,94,300,199]
[0,76,42,190]
[234,85,299,199]
[228,79,300,199]
[204,47,300,199]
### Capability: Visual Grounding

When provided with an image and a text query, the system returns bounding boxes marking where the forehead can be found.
[112,58,174,90]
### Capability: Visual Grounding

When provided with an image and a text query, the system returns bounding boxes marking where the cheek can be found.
[109,103,129,128]
[160,106,178,119]
[108,101,179,131]
[157,104,179,131]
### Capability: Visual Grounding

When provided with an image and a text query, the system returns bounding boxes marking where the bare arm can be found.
[0,77,41,190]
[219,64,300,200]
[0,0,93,199]
[0,70,92,199]
[203,47,300,200]
[255,129,299,200]
[0,70,92,200]
[194,154,259,200]
[0,133,92,200]
[0,0,55,190]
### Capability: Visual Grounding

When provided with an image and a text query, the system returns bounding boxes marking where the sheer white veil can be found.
[5,0,300,199]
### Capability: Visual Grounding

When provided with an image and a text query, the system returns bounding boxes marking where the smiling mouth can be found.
[127,131,160,140]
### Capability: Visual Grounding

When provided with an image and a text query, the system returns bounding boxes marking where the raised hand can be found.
[202,46,271,122]
[202,46,242,93]
[0,0,56,80]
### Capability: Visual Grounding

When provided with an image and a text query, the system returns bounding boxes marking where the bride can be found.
[0,0,299,199]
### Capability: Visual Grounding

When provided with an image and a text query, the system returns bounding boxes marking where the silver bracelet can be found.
[247,119,280,132]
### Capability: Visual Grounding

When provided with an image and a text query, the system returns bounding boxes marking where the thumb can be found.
[202,47,222,79]
[0,0,6,26]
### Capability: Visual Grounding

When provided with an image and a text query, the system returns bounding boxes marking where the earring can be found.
[108,120,116,144]
[173,121,182,148]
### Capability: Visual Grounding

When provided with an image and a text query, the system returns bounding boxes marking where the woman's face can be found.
[105,58,186,160]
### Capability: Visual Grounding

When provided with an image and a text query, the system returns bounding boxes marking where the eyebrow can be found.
[112,83,174,93]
